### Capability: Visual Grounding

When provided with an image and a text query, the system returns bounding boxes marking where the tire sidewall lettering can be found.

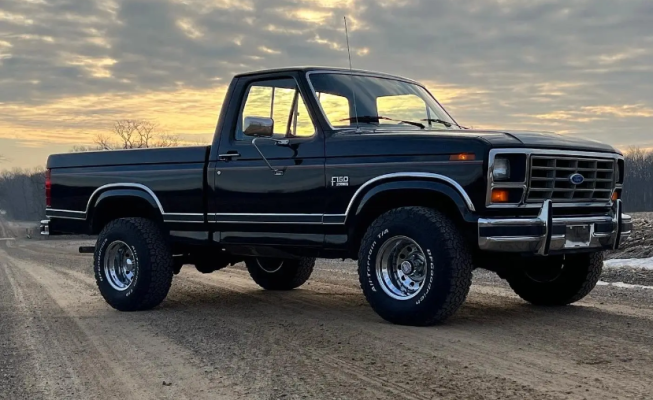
[415,248,435,305]
[95,237,108,283]
[124,245,139,297]
[365,228,388,292]
[366,239,377,292]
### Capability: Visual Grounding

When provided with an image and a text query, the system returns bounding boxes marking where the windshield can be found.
[307,73,458,131]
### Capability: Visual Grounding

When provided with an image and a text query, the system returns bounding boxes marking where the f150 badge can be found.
[331,176,349,187]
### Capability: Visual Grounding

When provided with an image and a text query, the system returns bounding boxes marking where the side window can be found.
[376,94,428,125]
[317,92,350,127]
[237,78,315,140]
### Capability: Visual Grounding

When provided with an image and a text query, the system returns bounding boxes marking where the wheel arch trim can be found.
[352,180,473,222]
[46,183,166,222]
[91,189,163,219]
[342,172,476,223]
[87,183,164,215]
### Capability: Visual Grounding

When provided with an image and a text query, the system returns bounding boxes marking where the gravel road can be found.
[2,217,653,400]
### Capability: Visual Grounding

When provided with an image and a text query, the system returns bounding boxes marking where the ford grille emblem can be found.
[569,173,585,185]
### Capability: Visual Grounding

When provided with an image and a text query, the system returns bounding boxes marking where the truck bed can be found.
[47,146,210,169]
[45,146,211,236]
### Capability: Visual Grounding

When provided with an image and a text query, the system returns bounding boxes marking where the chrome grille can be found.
[527,155,615,203]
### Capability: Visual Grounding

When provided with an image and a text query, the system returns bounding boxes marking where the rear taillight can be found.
[45,169,51,207]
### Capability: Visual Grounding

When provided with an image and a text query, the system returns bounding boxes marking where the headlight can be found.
[615,163,620,183]
[493,157,511,181]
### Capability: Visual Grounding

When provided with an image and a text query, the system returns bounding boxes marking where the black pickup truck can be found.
[42,66,633,326]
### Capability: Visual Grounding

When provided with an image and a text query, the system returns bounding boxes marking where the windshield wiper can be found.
[421,118,452,128]
[340,115,425,129]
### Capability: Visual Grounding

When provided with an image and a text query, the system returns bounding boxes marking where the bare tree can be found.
[153,132,180,148]
[94,133,114,150]
[90,119,180,150]
[70,145,103,153]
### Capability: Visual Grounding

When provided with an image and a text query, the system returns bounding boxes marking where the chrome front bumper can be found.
[478,199,632,255]
[40,219,50,236]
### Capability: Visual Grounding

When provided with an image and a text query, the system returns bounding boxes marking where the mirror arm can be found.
[251,137,285,176]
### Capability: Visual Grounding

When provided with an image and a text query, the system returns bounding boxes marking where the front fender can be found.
[352,180,477,223]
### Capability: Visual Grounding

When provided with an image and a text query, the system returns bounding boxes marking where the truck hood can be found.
[346,128,619,154]
[458,129,620,154]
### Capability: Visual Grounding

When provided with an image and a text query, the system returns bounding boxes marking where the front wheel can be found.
[505,252,603,306]
[245,257,315,290]
[358,207,474,326]
[94,217,174,311]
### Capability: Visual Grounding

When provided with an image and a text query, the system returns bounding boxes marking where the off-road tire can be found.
[505,252,603,306]
[245,257,315,290]
[94,217,174,311]
[358,207,474,326]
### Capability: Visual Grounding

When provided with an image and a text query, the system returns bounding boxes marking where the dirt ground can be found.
[2,217,653,400]
[605,212,653,260]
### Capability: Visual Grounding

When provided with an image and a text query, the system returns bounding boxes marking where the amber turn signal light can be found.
[449,153,476,161]
[611,191,619,201]
[491,189,510,203]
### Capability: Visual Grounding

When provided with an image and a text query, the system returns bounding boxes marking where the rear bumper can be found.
[40,219,50,236]
[478,199,632,255]
[39,216,89,236]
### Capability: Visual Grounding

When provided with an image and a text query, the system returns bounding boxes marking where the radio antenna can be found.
[343,16,361,133]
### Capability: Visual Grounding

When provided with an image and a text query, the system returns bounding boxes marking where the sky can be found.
[1,0,652,170]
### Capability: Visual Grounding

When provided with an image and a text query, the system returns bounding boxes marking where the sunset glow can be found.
[1,0,652,168]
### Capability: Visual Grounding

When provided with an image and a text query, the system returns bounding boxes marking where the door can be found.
[211,74,326,248]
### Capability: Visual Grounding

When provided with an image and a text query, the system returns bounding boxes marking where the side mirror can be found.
[243,116,274,138]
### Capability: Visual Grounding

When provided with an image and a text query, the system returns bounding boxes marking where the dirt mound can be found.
[606,212,653,260]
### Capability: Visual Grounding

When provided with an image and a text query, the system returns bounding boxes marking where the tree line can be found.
[620,147,653,212]
[1,128,652,221]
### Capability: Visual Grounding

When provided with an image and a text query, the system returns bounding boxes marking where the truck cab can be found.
[41,67,633,326]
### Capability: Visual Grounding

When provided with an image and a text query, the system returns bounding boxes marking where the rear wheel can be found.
[94,217,174,311]
[245,257,315,290]
[358,206,473,326]
[505,252,603,306]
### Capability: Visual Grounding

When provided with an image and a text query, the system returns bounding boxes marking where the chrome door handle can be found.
[218,151,240,161]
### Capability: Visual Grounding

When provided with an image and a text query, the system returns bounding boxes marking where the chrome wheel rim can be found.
[256,258,284,274]
[376,236,428,300]
[103,241,136,291]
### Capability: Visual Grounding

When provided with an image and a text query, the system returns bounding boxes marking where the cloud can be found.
[0,0,652,160]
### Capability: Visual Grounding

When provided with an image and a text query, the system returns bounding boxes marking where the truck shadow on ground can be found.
[148,281,652,336]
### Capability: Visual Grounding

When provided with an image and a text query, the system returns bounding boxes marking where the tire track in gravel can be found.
[0,257,43,400]
[2,250,245,400]
[2,253,118,399]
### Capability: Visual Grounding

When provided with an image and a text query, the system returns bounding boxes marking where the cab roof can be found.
[233,66,420,85]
